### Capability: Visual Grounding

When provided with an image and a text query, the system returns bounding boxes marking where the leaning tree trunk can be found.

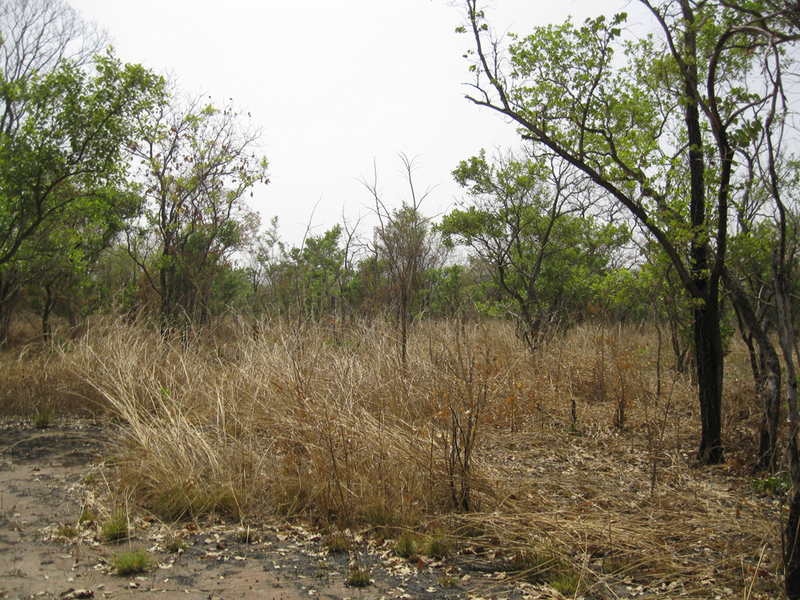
[723,267,782,470]
[774,250,800,599]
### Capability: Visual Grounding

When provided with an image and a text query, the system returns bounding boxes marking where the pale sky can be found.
[69,0,646,248]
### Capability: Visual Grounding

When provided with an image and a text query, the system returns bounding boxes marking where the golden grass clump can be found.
[66,318,519,524]
[58,315,783,598]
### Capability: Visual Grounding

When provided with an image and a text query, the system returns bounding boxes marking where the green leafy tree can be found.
[0,0,162,341]
[725,218,784,471]
[270,225,346,323]
[439,150,628,349]
[22,185,141,340]
[417,264,478,320]
[130,95,267,330]
[242,215,281,321]
[459,0,799,464]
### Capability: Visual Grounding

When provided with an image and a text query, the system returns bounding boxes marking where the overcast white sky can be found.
[69,0,648,247]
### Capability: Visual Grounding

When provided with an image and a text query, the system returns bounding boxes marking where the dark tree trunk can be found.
[694,295,725,464]
[680,0,729,465]
[774,250,800,599]
[786,434,800,599]
[41,284,56,344]
[0,268,20,345]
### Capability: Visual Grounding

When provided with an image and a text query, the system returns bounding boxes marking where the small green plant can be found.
[751,475,790,495]
[79,506,99,525]
[112,549,153,576]
[165,535,188,553]
[325,533,350,553]
[100,508,129,542]
[57,523,78,538]
[506,550,554,583]
[315,559,329,578]
[153,486,240,521]
[33,407,54,428]
[84,473,97,485]
[565,422,584,437]
[549,572,580,596]
[345,565,371,587]
[393,531,417,558]
[438,574,455,588]
[424,532,451,559]
[365,504,399,533]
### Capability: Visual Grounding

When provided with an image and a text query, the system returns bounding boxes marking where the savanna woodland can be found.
[2,0,800,597]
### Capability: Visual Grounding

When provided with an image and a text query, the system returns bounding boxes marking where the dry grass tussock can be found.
[51,316,782,597]
[0,339,102,419]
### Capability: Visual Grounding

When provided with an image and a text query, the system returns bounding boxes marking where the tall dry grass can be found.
[33,314,780,597]
[65,317,531,525]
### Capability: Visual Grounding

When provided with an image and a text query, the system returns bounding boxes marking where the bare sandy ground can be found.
[0,421,525,600]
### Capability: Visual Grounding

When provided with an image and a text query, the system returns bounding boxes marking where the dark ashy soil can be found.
[0,420,531,600]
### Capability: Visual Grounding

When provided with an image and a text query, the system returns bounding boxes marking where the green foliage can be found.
[33,407,54,428]
[549,572,580,595]
[100,508,129,542]
[324,533,351,554]
[281,225,345,320]
[424,531,452,559]
[112,549,153,576]
[131,96,267,329]
[79,506,99,525]
[417,264,479,319]
[440,150,628,348]
[56,523,78,538]
[751,475,790,495]
[393,531,417,558]
[236,528,259,545]
[165,535,188,553]
[364,503,401,532]
[345,565,371,587]
[151,485,240,522]
[0,45,163,339]
[460,0,800,464]
[508,550,548,574]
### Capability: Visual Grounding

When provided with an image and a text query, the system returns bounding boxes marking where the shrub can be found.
[549,572,580,596]
[165,535,188,553]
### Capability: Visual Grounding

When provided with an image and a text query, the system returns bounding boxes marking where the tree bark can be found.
[0,268,20,344]
[41,284,56,344]
[774,250,800,598]
[723,267,782,470]
[786,435,800,599]
[694,293,725,464]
